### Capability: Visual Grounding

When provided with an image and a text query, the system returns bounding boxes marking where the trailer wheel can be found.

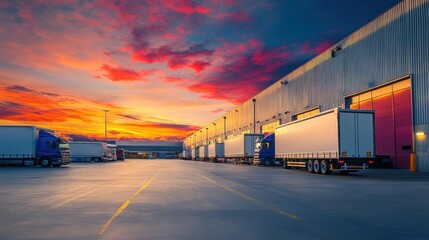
[264,158,271,166]
[313,160,321,174]
[320,160,331,175]
[307,160,314,173]
[40,158,51,168]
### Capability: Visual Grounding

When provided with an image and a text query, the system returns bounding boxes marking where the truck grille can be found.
[61,150,71,160]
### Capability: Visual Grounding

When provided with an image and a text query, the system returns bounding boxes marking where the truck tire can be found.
[313,160,321,174]
[307,160,314,173]
[320,160,331,175]
[40,158,51,168]
[264,158,271,166]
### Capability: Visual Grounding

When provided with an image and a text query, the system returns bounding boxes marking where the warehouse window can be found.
[261,121,280,135]
[291,107,320,121]
[241,129,250,134]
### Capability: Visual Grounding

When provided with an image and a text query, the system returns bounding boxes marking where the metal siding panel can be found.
[409,0,429,125]
[343,0,409,97]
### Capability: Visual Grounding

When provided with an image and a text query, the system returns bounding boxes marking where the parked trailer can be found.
[181,150,191,160]
[69,142,112,162]
[191,147,199,160]
[275,108,375,175]
[224,134,263,164]
[198,146,208,161]
[0,126,71,167]
[208,142,225,162]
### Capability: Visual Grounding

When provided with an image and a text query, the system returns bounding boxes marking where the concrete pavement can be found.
[0,159,428,240]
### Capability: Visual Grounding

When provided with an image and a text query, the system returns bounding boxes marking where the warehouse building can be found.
[116,141,182,159]
[183,0,429,172]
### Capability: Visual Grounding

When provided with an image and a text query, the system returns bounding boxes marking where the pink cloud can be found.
[131,43,213,72]
[160,0,211,15]
[215,11,250,23]
[101,64,142,81]
[314,41,333,54]
[211,108,224,113]
[190,61,211,72]
[183,39,291,104]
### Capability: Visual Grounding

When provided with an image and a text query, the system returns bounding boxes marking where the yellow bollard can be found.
[410,153,416,172]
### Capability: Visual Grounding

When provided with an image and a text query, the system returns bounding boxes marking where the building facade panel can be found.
[184,0,429,171]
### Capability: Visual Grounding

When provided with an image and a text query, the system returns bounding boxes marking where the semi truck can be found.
[224,133,263,164]
[69,142,112,162]
[253,133,281,166]
[255,108,375,174]
[116,148,125,161]
[107,144,117,161]
[198,145,208,161]
[208,142,225,162]
[0,126,71,167]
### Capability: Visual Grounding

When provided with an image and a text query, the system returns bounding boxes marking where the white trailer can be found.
[224,134,263,164]
[198,146,208,161]
[0,126,71,167]
[208,142,225,162]
[181,150,191,159]
[275,108,375,175]
[191,147,199,160]
[69,142,112,162]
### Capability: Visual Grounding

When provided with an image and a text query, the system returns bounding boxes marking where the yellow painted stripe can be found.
[98,176,155,235]
[197,174,299,221]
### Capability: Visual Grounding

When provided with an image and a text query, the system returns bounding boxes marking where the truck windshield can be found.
[59,143,69,149]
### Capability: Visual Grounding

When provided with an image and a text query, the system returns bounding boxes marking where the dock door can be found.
[345,78,412,169]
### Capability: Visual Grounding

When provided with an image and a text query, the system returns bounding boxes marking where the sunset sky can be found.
[0,0,400,141]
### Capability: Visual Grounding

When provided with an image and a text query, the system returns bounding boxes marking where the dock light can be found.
[341,151,347,156]
[366,152,372,157]
[416,132,425,136]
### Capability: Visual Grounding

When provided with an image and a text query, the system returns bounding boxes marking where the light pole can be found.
[102,110,109,142]
[252,99,256,133]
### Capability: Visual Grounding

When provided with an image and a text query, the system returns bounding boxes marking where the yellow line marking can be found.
[98,176,155,235]
[197,174,299,221]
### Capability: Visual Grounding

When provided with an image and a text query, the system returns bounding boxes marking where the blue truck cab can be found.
[253,133,278,166]
[37,130,71,167]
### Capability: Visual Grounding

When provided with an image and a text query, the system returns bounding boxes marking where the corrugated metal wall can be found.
[183,0,429,171]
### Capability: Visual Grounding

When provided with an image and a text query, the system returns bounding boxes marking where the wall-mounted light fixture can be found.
[285,111,289,114]
[331,45,343,58]
[272,115,276,119]
[235,109,238,112]
[256,121,260,123]
[416,132,425,136]
[280,80,289,85]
